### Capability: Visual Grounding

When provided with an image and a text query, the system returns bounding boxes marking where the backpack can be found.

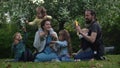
[20,48,34,62]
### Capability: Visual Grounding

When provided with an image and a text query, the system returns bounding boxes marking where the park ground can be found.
[0,55,120,68]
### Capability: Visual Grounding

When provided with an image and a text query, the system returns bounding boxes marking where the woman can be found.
[33,18,59,62]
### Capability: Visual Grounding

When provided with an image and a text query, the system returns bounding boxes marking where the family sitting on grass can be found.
[11,6,105,62]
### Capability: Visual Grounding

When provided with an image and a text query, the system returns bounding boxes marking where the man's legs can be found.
[74,48,94,60]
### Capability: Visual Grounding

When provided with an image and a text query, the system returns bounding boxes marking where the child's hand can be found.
[22,26,26,32]
[72,53,77,56]
[51,33,56,37]
[49,44,54,48]
[51,32,58,40]
[51,34,57,40]
[25,20,29,24]
[50,41,56,44]
[13,40,19,45]
[33,50,38,55]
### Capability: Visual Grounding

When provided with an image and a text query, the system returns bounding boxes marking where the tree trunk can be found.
[59,22,65,31]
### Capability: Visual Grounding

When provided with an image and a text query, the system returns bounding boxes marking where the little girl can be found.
[50,30,72,62]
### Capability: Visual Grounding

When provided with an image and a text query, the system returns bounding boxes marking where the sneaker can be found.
[74,59,81,62]
[51,59,61,62]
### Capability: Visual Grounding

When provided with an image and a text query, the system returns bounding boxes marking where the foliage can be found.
[0,0,120,58]
[0,0,36,24]
[42,0,85,30]
[0,0,37,58]
[44,0,120,53]
[0,23,18,58]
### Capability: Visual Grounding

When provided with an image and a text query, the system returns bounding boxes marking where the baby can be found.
[77,28,89,39]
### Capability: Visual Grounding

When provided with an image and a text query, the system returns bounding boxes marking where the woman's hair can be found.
[59,30,72,56]
[40,18,51,30]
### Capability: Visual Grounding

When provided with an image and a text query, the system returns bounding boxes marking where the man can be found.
[75,9,104,60]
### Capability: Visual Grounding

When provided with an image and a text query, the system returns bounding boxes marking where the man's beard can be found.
[85,19,92,28]
[85,19,92,24]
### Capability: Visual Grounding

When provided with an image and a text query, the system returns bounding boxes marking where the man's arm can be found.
[81,32,97,43]
[76,26,97,43]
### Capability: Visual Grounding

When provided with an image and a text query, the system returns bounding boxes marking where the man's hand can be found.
[76,26,82,34]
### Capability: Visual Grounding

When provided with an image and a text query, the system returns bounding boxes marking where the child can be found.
[26,6,52,30]
[50,30,73,62]
[77,28,88,39]
[26,6,54,35]
[11,27,33,62]
[77,28,89,51]
[73,28,89,59]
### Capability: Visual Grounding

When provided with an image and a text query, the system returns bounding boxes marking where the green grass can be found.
[0,55,120,68]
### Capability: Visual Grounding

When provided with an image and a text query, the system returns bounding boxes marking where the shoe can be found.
[51,58,61,62]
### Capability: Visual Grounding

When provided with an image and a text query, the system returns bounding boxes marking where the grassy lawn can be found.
[0,55,120,68]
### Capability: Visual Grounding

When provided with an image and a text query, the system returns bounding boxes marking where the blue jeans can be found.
[34,46,58,62]
[74,48,94,60]
[34,52,58,62]
[59,55,73,62]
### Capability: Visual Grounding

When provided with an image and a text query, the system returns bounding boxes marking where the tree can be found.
[83,0,120,53]
[43,0,85,31]
[0,0,37,58]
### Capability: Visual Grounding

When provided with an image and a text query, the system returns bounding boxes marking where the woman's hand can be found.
[40,31,47,37]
